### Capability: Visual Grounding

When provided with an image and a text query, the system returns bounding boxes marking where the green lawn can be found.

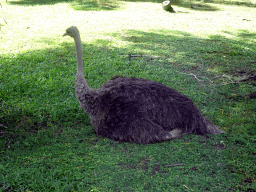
[1,0,256,191]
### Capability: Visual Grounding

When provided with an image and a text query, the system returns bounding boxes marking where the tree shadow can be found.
[2,29,255,136]
[204,0,256,7]
[176,2,219,11]
[109,29,256,76]
[8,0,120,10]
[121,0,255,11]
[8,0,69,6]
[7,0,256,11]
[1,26,255,190]
[121,0,219,11]
[121,0,256,7]
[7,0,219,11]
[70,0,120,11]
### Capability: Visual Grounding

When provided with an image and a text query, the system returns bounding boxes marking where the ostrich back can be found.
[87,76,211,144]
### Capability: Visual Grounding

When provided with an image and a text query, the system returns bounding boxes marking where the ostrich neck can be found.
[74,34,84,76]
[73,32,98,115]
[74,33,91,90]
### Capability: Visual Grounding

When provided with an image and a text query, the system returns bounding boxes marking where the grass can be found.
[1,0,256,191]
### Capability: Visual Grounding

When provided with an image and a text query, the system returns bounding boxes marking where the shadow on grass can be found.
[70,0,120,11]
[7,0,256,12]
[7,0,218,11]
[8,0,121,10]
[1,28,255,190]
[1,28,255,134]
[204,0,256,7]
[8,0,69,5]
[111,29,256,75]
[120,0,256,7]
[178,2,220,11]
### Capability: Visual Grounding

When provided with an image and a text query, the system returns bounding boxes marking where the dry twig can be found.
[176,71,204,82]
[0,124,8,128]
[176,71,256,86]
[120,54,160,64]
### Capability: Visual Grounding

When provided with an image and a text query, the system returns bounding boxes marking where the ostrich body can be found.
[64,26,223,144]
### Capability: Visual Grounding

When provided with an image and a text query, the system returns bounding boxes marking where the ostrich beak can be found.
[63,32,68,37]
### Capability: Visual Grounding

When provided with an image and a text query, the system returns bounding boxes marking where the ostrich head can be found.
[63,26,80,38]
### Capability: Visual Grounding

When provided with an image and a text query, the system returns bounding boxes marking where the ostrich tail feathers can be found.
[204,117,224,134]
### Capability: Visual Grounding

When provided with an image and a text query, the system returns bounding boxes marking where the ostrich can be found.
[63,26,223,144]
